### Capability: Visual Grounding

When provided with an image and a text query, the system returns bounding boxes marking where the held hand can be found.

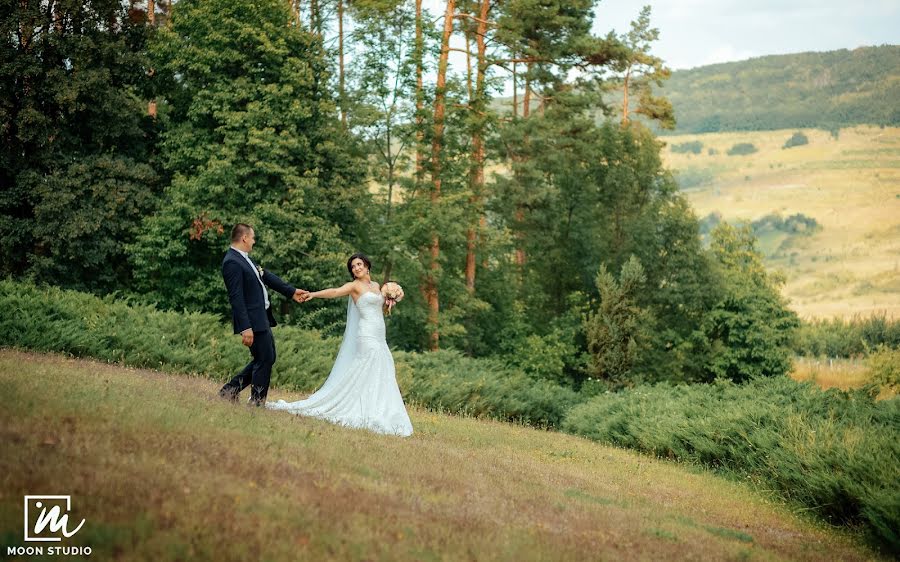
[241,329,254,347]
[293,289,310,303]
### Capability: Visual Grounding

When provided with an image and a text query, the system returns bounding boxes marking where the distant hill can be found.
[658,45,900,134]
[490,46,899,135]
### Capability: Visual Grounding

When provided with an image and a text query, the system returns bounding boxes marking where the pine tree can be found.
[612,6,674,129]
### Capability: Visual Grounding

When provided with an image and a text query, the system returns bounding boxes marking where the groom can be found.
[219,223,307,406]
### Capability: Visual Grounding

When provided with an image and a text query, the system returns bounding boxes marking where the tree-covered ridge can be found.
[659,45,900,134]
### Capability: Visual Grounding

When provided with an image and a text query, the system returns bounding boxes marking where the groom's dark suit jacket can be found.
[222,248,296,334]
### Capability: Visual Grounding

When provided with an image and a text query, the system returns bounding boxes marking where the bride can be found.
[266,253,414,437]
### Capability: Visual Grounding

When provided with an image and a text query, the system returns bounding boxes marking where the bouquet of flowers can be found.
[381,282,404,315]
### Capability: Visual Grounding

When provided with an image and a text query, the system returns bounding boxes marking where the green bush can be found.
[866,346,900,392]
[0,280,579,427]
[562,377,900,552]
[670,140,703,154]
[794,314,900,357]
[782,131,809,149]
[674,166,717,188]
[396,350,580,427]
[502,331,586,388]
[698,211,723,235]
[751,212,820,235]
[726,142,758,156]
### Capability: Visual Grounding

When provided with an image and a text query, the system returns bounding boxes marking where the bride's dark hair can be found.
[347,253,372,280]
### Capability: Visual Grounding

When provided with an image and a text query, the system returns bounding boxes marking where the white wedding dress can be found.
[267,291,413,437]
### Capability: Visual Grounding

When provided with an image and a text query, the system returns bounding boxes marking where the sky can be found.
[590,0,900,70]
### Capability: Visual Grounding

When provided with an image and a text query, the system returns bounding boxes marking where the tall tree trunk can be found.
[622,68,630,125]
[147,0,157,117]
[515,59,534,267]
[464,28,473,101]
[464,30,477,292]
[289,0,300,26]
[414,0,425,188]
[426,0,455,350]
[382,121,395,285]
[522,62,532,118]
[465,0,490,292]
[338,0,346,127]
[512,56,518,118]
[515,208,526,266]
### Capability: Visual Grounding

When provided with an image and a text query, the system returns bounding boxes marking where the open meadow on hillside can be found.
[663,126,900,320]
[0,351,885,561]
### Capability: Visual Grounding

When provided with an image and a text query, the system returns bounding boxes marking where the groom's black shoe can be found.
[247,384,267,408]
[218,386,239,403]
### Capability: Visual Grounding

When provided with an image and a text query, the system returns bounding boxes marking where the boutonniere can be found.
[255,264,264,278]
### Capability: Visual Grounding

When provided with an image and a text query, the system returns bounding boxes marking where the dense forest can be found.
[0,0,803,387]
[657,45,900,133]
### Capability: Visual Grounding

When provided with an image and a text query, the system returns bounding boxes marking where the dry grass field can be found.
[662,126,900,320]
[0,350,885,561]
[790,356,870,390]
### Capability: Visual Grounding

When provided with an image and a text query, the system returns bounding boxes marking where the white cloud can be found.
[592,0,899,70]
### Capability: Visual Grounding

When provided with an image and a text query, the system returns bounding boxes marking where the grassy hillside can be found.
[659,45,900,134]
[0,351,883,561]
[663,125,900,320]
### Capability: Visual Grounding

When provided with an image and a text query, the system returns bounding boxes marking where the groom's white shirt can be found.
[231,246,270,310]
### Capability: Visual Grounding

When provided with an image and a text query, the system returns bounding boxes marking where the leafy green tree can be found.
[129,0,367,332]
[621,196,721,383]
[384,75,483,352]
[0,0,158,291]
[702,223,799,382]
[493,91,604,319]
[494,0,595,116]
[495,116,678,329]
[345,0,420,284]
[31,157,159,291]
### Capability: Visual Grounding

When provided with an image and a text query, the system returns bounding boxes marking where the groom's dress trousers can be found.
[221,248,296,404]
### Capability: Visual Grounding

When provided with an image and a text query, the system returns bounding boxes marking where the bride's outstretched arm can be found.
[305,282,356,301]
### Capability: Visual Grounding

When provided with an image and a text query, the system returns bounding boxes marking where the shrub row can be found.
[0,280,577,427]
[794,314,900,357]
[562,377,899,552]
